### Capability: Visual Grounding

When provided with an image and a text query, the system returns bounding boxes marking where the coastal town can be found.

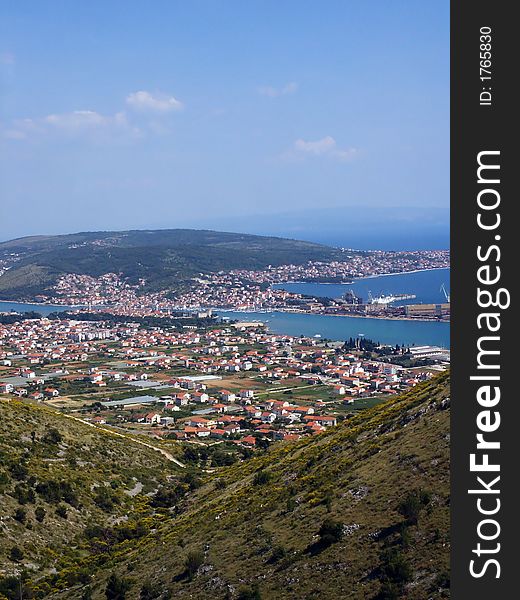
[1,248,451,321]
[0,313,449,459]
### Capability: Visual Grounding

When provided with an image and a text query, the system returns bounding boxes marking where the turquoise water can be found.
[263,268,450,346]
[1,267,450,347]
[273,267,450,305]
[0,301,73,316]
[217,310,450,348]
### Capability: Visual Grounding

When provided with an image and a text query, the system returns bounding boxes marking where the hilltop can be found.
[0,229,341,300]
[0,372,450,599]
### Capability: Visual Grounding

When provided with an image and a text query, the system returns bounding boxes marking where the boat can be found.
[367,291,417,305]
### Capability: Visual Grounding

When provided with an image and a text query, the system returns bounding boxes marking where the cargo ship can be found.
[367,292,417,305]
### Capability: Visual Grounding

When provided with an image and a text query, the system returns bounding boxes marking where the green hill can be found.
[0,372,450,599]
[0,229,341,300]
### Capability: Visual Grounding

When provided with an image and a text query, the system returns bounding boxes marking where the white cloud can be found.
[126,90,183,113]
[3,110,136,141]
[2,90,182,142]
[294,136,337,155]
[288,136,358,162]
[258,82,298,98]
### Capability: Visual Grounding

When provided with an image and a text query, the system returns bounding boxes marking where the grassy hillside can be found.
[0,372,450,599]
[0,399,185,597]
[0,229,340,299]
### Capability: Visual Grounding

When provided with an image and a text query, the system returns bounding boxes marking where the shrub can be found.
[253,470,271,486]
[184,550,204,579]
[9,462,28,481]
[105,573,130,599]
[35,479,78,506]
[13,507,27,523]
[94,487,120,512]
[237,584,262,600]
[56,504,68,519]
[269,545,287,563]
[14,483,35,505]
[398,489,431,525]
[139,580,162,599]
[81,586,93,600]
[42,427,63,445]
[380,548,413,587]
[35,506,46,523]
[318,518,344,546]
[150,485,182,508]
[9,546,24,562]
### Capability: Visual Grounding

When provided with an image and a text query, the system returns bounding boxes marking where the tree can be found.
[105,573,130,600]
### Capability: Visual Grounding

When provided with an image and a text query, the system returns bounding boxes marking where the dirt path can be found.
[61,412,186,468]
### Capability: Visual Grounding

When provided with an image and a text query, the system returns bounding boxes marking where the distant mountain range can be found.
[0,229,344,300]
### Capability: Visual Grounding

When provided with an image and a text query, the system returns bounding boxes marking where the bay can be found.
[272,267,450,306]
[217,310,450,349]
[0,301,74,316]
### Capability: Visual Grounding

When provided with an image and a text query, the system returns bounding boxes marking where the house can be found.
[174,393,191,406]
[0,382,14,394]
[195,427,211,438]
[220,390,236,402]
[44,387,60,398]
[304,415,337,427]
[260,412,276,424]
[145,413,161,425]
[192,391,209,403]
[223,424,240,435]
[244,406,262,418]
[186,417,214,428]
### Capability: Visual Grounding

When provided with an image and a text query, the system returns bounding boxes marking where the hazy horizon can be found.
[1,1,449,246]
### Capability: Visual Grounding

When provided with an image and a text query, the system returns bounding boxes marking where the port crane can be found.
[440,283,450,303]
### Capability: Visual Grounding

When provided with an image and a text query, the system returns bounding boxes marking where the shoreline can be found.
[275,266,450,285]
[214,308,450,324]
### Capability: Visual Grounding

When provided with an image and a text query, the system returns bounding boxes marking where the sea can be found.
[0,268,450,348]
[220,268,450,348]
[0,301,73,316]
[272,267,450,306]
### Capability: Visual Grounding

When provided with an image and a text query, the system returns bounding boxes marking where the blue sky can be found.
[0,1,449,248]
